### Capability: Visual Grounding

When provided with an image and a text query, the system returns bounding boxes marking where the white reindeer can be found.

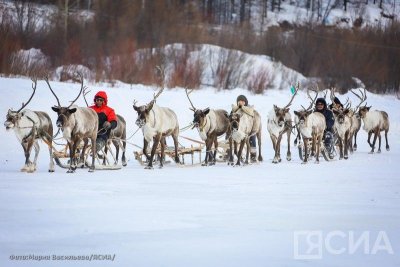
[359,106,390,153]
[267,83,299,163]
[294,88,326,164]
[46,75,98,173]
[228,106,262,166]
[4,79,55,173]
[185,89,229,166]
[133,70,180,169]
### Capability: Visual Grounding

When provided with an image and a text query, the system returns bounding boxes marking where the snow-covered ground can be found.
[0,76,399,267]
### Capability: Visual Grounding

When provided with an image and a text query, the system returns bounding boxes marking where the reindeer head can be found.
[46,73,84,129]
[133,101,154,127]
[51,106,77,128]
[192,108,210,128]
[4,110,22,130]
[332,108,350,124]
[229,112,242,132]
[294,110,313,126]
[273,105,290,127]
[4,79,37,130]
[358,106,371,119]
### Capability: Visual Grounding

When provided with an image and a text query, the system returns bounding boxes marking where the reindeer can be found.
[349,88,367,152]
[133,70,180,169]
[267,82,299,163]
[329,88,352,159]
[4,79,55,173]
[82,88,127,166]
[185,89,229,166]
[294,88,326,164]
[356,90,390,153]
[228,105,262,166]
[46,75,98,173]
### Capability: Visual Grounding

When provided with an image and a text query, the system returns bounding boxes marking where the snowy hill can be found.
[0,76,399,266]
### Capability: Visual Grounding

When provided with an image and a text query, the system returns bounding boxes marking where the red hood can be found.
[94,91,108,105]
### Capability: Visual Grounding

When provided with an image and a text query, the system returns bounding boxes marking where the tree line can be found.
[0,0,399,93]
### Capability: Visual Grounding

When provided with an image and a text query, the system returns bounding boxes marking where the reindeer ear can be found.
[133,105,139,112]
[284,108,290,113]
[273,105,279,112]
[294,111,299,116]
[367,106,371,110]
[203,108,210,115]
[344,109,350,115]
[306,110,313,116]
[51,106,59,112]
[68,108,77,114]
[333,109,339,115]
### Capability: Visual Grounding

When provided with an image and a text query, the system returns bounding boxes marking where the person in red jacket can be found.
[90,91,117,151]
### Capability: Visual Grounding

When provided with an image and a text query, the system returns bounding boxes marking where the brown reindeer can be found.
[46,74,98,173]
[267,82,299,163]
[4,79,55,173]
[185,88,229,166]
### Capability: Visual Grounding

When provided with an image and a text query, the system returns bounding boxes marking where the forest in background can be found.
[0,0,399,93]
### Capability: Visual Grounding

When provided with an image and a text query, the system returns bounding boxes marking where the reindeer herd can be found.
[3,76,392,173]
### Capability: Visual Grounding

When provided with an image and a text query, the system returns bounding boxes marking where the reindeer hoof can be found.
[258,156,263,162]
[122,162,127,167]
[48,169,55,173]
[286,156,291,161]
[67,169,75,173]
[145,166,154,170]
[301,161,307,165]
[88,168,95,173]
[344,155,348,160]
[377,149,381,153]
[386,147,390,151]
[314,160,320,164]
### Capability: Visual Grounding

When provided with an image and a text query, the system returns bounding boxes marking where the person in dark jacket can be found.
[90,91,117,151]
[314,97,335,158]
[236,95,257,162]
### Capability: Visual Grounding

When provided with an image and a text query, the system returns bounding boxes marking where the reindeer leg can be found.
[143,138,150,162]
[344,132,349,159]
[88,136,96,172]
[310,134,316,157]
[147,134,161,169]
[113,140,119,165]
[286,129,291,161]
[67,142,75,173]
[236,140,245,166]
[245,138,251,165]
[172,133,180,164]
[367,131,373,148]
[315,135,321,164]
[270,134,279,163]
[121,139,127,166]
[377,131,382,153]
[212,135,218,165]
[302,138,308,164]
[338,137,344,160]
[203,137,213,166]
[30,141,40,172]
[102,140,108,165]
[276,134,283,163]
[353,131,358,151]
[370,130,378,153]
[159,137,165,169]
[385,130,390,151]
[80,139,88,167]
[228,137,234,165]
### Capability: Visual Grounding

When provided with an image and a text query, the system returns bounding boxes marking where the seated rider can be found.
[314,97,335,158]
[90,91,117,151]
[236,95,257,162]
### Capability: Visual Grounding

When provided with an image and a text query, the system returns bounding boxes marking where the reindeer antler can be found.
[350,88,367,112]
[152,66,165,102]
[330,87,336,103]
[301,86,319,111]
[16,78,37,113]
[185,88,197,111]
[82,87,91,107]
[283,81,299,109]
[67,72,85,108]
[45,76,61,107]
